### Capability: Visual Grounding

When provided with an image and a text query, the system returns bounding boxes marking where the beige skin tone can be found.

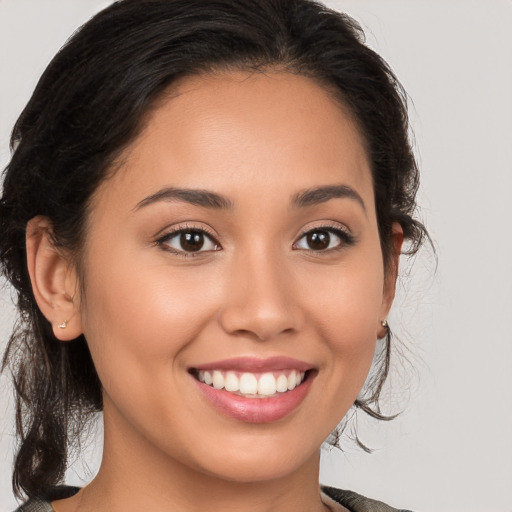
[26,71,402,512]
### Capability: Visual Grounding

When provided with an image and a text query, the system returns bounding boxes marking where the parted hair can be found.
[0,0,427,500]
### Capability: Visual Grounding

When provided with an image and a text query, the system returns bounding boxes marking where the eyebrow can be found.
[134,187,233,210]
[292,184,367,213]
[134,183,366,213]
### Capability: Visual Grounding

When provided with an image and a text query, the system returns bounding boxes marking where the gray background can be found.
[1,1,511,511]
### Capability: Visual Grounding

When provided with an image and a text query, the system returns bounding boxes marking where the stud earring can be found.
[58,320,68,329]
[380,319,388,328]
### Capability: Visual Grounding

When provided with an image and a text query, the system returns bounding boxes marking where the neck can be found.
[59,406,330,512]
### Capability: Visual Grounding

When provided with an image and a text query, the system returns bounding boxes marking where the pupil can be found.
[307,231,330,250]
[181,231,204,252]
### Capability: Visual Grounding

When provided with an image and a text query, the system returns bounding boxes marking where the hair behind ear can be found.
[3,218,100,499]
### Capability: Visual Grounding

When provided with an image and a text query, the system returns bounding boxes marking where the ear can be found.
[26,216,83,341]
[378,222,404,338]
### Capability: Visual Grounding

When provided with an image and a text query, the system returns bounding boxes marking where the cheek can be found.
[78,249,220,390]
[302,249,385,390]
[307,259,384,342]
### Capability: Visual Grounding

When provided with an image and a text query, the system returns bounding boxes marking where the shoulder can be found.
[13,499,54,512]
[14,485,413,512]
[321,486,415,512]
[12,486,80,512]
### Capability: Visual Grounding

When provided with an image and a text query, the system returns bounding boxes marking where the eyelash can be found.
[155,223,355,257]
[155,224,221,258]
[293,224,356,253]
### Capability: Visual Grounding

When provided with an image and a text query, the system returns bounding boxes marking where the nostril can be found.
[219,310,300,342]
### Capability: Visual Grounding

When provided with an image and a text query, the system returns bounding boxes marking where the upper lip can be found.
[191,356,313,373]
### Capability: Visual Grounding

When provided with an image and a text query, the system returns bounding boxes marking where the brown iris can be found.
[306,230,330,250]
[180,231,205,252]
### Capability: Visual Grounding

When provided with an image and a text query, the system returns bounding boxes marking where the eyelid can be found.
[293,222,356,251]
[155,222,219,241]
[154,223,221,255]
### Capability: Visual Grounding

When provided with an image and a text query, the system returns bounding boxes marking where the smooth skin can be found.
[26,70,402,512]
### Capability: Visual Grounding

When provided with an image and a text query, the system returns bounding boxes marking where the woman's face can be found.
[76,71,397,482]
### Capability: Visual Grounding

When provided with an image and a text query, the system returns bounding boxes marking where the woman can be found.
[0,0,427,510]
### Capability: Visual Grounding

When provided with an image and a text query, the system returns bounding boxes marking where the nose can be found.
[218,250,303,341]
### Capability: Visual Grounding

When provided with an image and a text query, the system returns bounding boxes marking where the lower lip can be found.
[194,373,314,423]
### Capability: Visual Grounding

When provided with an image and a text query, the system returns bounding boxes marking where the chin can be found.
[186,430,321,484]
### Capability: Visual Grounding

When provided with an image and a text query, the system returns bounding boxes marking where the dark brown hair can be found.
[0,0,427,500]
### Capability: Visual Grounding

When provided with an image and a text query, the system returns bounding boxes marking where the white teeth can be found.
[212,370,225,389]
[287,370,297,390]
[197,369,307,397]
[276,374,288,392]
[224,371,239,392]
[239,373,258,394]
[258,372,277,396]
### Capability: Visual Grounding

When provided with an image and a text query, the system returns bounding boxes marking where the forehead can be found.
[94,70,374,213]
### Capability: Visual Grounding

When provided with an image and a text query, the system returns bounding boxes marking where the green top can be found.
[14,485,413,512]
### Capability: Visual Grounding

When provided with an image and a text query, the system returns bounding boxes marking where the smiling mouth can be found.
[191,369,309,398]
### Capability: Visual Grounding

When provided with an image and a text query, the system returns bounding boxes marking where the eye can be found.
[294,227,353,251]
[157,228,220,254]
